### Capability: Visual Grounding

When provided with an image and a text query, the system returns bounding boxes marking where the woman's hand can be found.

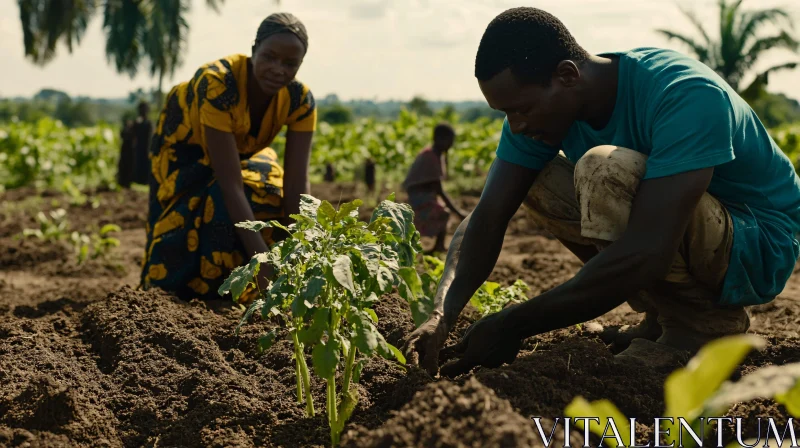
[205,126,269,258]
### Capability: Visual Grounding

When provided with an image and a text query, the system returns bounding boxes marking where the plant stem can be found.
[300,355,314,416]
[291,331,304,403]
[291,330,315,417]
[327,375,338,445]
[338,345,357,422]
[295,357,304,403]
[330,344,358,446]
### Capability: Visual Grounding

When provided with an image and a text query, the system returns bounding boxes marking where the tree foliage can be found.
[655,0,799,92]
[16,0,225,93]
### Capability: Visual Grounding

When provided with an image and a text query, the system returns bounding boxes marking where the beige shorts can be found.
[522,145,749,336]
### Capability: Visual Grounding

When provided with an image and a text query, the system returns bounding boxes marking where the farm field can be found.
[2,183,800,447]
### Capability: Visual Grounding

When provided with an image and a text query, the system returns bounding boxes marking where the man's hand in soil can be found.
[439,307,523,377]
[406,150,717,377]
[402,159,538,376]
[402,311,449,376]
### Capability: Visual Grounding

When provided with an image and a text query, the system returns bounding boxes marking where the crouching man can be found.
[403,7,800,377]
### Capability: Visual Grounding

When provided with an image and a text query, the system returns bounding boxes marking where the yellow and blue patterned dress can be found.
[141,53,316,299]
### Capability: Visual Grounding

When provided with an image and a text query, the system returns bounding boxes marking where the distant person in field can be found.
[324,162,336,182]
[140,13,316,301]
[117,119,135,188]
[364,158,376,193]
[402,123,467,254]
[404,7,800,376]
[132,101,153,185]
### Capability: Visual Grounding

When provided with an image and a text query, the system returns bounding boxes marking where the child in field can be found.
[402,123,467,253]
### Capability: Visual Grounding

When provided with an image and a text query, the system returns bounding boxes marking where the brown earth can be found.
[1,184,799,447]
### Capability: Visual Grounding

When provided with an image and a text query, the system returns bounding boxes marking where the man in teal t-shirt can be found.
[402,7,800,376]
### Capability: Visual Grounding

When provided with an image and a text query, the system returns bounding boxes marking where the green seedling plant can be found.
[470,278,530,316]
[219,194,423,446]
[90,224,122,259]
[22,208,69,241]
[565,334,800,447]
[71,223,121,264]
[417,255,531,324]
[62,178,100,208]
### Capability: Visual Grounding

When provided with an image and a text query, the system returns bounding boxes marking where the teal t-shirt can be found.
[496,47,800,306]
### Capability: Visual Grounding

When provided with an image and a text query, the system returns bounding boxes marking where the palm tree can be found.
[655,0,799,93]
[18,0,98,65]
[17,0,226,102]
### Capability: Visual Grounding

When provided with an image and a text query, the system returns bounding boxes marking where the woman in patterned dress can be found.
[140,13,316,300]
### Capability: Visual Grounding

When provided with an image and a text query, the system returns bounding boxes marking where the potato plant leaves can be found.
[218,255,263,303]
[332,255,355,294]
[312,338,340,379]
[223,193,423,446]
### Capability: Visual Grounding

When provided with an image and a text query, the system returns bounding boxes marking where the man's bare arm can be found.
[433,159,539,329]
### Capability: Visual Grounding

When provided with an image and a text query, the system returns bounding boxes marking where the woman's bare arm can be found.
[205,126,269,259]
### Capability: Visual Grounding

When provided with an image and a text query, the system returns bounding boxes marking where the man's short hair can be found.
[475,7,590,85]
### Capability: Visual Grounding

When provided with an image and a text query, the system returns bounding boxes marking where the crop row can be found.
[1,115,798,192]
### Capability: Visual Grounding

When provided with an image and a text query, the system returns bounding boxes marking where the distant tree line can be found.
[317,94,505,125]
[2,87,798,129]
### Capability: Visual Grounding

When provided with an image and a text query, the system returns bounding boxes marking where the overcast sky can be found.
[1,0,798,101]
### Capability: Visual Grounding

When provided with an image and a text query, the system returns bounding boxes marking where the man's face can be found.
[479,66,580,147]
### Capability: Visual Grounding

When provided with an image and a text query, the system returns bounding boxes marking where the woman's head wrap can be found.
[253,13,308,53]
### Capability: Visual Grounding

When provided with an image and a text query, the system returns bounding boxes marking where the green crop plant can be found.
[2,116,794,193]
[91,224,122,259]
[219,194,424,446]
[417,255,531,325]
[0,118,118,191]
[268,111,505,186]
[22,208,69,241]
[470,279,530,316]
[71,223,122,264]
[565,334,800,447]
[22,209,120,264]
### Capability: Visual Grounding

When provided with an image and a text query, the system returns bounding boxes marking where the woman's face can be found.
[251,32,305,95]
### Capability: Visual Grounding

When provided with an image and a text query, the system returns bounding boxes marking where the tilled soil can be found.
[1,185,800,447]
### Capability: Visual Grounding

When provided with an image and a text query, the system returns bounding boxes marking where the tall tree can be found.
[408,96,433,116]
[655,0,799,92]
[18,0,97,65]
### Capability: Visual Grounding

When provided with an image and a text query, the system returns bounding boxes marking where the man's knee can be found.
[574,146,647,242]
[523,155,578,219]
[522,155,592,244]
[574,145,647,191]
